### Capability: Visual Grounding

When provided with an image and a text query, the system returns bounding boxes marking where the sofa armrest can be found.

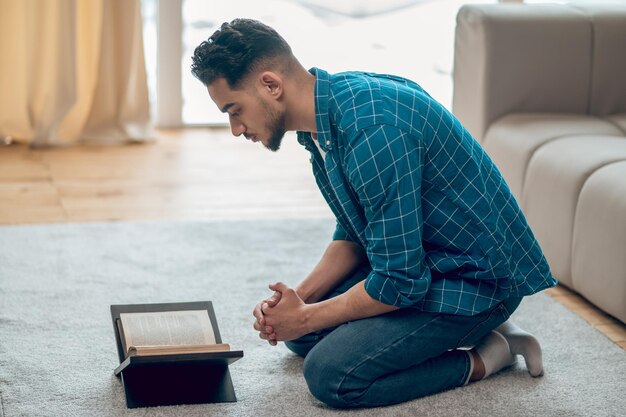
[452,4,592,142]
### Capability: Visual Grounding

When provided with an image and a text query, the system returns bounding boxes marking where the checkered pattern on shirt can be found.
[297,68,556,316]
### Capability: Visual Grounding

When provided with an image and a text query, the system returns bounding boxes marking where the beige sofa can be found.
[452,3,626,324]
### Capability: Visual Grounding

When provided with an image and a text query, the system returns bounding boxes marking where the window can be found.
[146,0,502,126]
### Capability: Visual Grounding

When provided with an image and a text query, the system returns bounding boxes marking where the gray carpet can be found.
[0,219,625,417]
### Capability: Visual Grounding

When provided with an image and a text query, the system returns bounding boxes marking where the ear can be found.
[258,71,284,100]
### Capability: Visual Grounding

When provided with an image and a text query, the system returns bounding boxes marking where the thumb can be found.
[268,282,289,293]
[266,290,282,307]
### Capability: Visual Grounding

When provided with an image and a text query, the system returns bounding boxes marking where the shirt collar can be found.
[297,67,334,152]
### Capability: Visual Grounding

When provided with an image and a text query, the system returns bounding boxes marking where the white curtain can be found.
[0,0,151,146]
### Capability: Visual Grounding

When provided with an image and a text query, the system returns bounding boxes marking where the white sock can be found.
[495,321,544,377]
[474,331,516,379]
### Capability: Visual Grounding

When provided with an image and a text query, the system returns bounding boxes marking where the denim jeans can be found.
[285,265,523,408]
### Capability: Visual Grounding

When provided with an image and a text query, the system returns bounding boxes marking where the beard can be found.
[261,99,287,152]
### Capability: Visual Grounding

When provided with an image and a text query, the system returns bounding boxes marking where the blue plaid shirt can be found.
[297,68,557,316]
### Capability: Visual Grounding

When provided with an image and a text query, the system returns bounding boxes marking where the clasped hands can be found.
[252,282,310,345]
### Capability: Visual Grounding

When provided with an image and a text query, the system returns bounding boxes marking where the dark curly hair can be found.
[191,19,293,89]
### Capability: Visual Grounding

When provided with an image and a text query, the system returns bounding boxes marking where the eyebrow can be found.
[221,103,235,113]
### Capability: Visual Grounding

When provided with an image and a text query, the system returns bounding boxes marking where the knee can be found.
[284,339,314,358]
[303,349,352,408]
[284,331,327,358]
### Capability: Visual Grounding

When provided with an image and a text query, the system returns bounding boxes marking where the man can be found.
[191,19,556,408]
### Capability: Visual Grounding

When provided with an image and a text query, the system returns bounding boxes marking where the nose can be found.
[229,115,245,137]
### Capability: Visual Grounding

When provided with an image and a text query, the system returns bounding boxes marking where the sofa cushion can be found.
[572,161,626,323]
[482,113,623,200]
[522,135,626,287]
[608,113,626,134]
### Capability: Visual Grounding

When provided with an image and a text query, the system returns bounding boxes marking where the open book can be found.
[117,309,231,357]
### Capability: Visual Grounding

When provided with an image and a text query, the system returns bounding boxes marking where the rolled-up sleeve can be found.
[345,124,431,307]
[332,221,355,242]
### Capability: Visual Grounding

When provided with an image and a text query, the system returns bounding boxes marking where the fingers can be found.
[252,302,266,326]
[253,288,283,321]
[253,320,273,333]
[258,330,278,344]
[261,302,270,315]
[253,300,275,345]
[252,310,273,334]
[265,290,282,307]
[254,318,277,345]
[252,285,289,347]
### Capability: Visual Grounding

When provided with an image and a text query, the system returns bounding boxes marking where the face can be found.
[208,77,287,152]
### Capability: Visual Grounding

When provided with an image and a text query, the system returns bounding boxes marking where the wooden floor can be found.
[1,128,625,350]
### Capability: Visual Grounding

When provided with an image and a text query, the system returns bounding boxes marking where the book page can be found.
[120,310,216,352]
[128,343,230,357]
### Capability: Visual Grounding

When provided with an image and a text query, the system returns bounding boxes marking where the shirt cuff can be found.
[364,270,429,308]
[332,222,355,242]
